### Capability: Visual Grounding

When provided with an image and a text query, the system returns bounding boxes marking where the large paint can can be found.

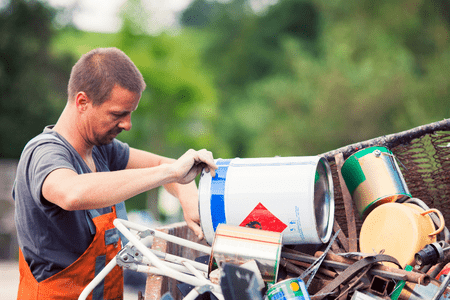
[266,278,311,300]
[341,146,411,219]
[198,156,334,245]
[209,224,282,284]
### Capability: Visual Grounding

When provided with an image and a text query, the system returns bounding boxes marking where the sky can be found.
[42,0,277,34]
[0,0,278,34]
[44,0,194,34]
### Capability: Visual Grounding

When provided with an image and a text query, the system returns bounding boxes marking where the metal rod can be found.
[113,219,222,293]
[118,219,212,254]
[431,272,450,300]
[147,249,209,272]
[139,257,207,277]
[158,251,209,272]
[314,250,431,285]
[78,257,118,300]
[182,261,208,280]
[301,230,340,289]
[114,219,215,288]
[134,263,208,280]
[281,252,410,283]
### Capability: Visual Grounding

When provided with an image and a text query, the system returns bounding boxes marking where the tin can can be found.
[209,224,282,284]
[341,146,411,218]
[266,278,311,300]
[198,156,334,245]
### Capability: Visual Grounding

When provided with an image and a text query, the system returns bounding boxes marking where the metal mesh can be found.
[323,126,450,237]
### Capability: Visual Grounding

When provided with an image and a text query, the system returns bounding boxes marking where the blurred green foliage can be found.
[182,0,450,157]
[1,0,450,162]
[0,0,74,158]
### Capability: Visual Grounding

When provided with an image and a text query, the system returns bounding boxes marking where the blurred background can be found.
[0,0,449,297]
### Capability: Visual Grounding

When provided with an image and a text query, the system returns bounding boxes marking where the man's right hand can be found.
[171,149,217,184]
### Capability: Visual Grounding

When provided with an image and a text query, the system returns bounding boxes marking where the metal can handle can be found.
[420,209,445,237]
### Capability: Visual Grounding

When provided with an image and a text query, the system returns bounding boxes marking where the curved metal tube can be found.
[113,218,215,288]
[116,219,212,254]
[78,257,118,300]
[79,219,220,300]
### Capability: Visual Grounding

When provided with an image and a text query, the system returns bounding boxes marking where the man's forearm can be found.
[43,164,177,210]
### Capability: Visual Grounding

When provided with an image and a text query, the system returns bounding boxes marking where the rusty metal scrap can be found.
[281,250,432,285]
[314,251,431,286]
[310,254,402,300]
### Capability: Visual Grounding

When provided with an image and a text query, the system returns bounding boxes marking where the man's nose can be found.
[119,115,132,131]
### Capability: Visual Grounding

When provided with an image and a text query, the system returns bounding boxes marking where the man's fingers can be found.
[187,220,204,240]
[205,166,216,178]
[197,149,217,177]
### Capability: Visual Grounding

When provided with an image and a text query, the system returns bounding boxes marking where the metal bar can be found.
[148,249,209,272]
[139,257,207,277]
[78,257,118,300]
[114,219,220,291]
[333,220,349,252]
[182,261,208,280]
[314,251,431,286]
[183,286,225,300]
[335,153,358,252]
[301,230,340,289]
[117,219,212,254]
[285,259,337,278]
[281,252,408,282]
[431,272,450,300]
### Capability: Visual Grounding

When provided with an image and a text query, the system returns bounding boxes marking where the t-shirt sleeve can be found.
[104,139,130,171]
[28,143,77,206]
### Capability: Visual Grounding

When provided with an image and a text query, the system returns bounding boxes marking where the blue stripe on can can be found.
[211,159,231,231]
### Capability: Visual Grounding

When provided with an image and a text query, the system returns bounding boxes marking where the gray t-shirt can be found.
[13,126,130,282]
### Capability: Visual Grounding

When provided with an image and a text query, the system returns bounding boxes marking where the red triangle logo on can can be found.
[239,202,287,233]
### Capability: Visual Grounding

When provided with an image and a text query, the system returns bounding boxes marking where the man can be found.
[13,47,217,299]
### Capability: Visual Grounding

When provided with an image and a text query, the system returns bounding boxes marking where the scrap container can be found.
[143,119,450,299]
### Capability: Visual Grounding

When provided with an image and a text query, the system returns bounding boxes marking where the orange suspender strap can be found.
[87,206,123,300]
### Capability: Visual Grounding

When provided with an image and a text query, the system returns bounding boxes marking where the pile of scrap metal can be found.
[78,212,450,300]
[79,120,450,300]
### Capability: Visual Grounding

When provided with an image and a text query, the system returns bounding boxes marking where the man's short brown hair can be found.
[68,47,146,106]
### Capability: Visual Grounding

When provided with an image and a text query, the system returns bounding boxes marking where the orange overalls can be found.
[18,205,125,300]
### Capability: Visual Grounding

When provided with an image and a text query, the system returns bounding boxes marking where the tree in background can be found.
[181,0,450,158]
[0,0,75,159]
[113,0,220,160]
[4,0,450,161]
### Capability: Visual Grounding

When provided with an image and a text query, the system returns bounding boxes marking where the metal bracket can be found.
[196,284,214,294]
[138,229,155,239]
[116,245,144,269]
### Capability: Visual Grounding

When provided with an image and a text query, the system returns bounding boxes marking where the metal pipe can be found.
[139,257,207,277]
[117,219,212,254]
[182,286,225,300]
[431,272,450,300]
[281,252,430,285]
[78,257,118,300]
[133,263,208,280]
[154,250,209,272]
[315,251,431,286]
[284,258,337,278]
[114,219,215,288]
[182,261,207,280]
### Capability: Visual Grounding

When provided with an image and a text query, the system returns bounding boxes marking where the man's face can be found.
[84,85,141,146]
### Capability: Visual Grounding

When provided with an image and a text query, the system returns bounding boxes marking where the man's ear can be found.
[75,92,90,111]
